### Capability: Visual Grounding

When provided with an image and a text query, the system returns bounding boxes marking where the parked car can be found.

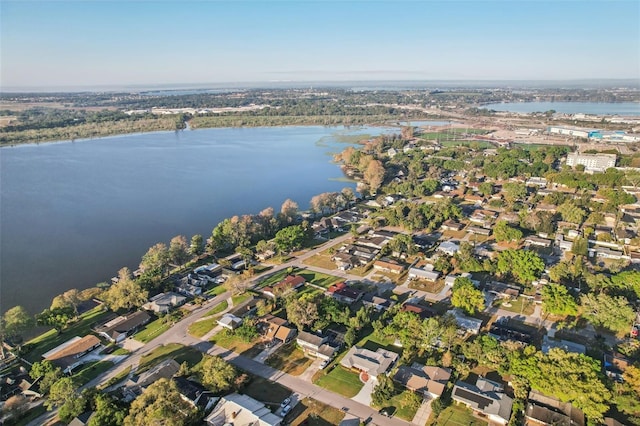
[280,398,291,408]
[319,360,329,369]
[281,404,292,415]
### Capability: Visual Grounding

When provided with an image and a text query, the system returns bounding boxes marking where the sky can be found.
[1,0,639,89]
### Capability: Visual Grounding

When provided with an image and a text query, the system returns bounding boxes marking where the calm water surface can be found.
[481,101,640,115]
[0,126,391,314]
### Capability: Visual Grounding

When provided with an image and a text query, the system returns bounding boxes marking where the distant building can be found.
[565,153,616,172]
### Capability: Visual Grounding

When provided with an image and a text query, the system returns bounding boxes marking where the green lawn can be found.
[266,343,314,376]
[409,279,446,294]
[314,366,363,398]
[384,391,421,421]
[493,297,535,316]
[440,140,494,149]
[14,404,47,426]
[205,300,228,316]
[138,343,203,372]
[298,269,343,289]
[210,329,263,358]
[231,293,251,306]
[133,317,171,343]
[98,365,131,390]
[429,404,487,426]
[205,285,227,297]
[357,332,402,355]
[257,269,293,288]
[24,306,111,363]
[188,317,218,338]
[72,360,114,386]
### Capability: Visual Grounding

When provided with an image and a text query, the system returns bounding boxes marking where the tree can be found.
[189,234,204,256]
[45,377,81,411]
[274,225,306,253]
[571,236,588,256]
[2,395,29,420]
[540,284,578,316]
[341,187,356,206]
[124,378,198,426]
[478,182,494,196]
[200,355,236,393]
[558,201,587,225]
[611,270,640,299]
[502,182,527,203]
[580,293,635,336]
[169,235,189,266]
[496,249,545,285]
[29,360,62,394]
[280,198,299,224]
[371,374,396,406]
[2,305,33,342]
[139,242,170,277]
[223,273,250,295]
[344,326,357,347]
[363,159,385,194]
[103,267,148,311]
[88,393,128,426]
[35,306,75,334]
[493,220,523,243]
[51,289,82,316]
[286,296,319,330]
[451,277,485,315]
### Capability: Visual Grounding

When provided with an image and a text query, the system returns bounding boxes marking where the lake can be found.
[0,125,395,315]
[481,101,640,116]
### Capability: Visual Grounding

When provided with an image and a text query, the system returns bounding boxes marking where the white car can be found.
[280,398,291,408]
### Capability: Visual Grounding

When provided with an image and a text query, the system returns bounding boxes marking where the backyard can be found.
[428,404,488,426]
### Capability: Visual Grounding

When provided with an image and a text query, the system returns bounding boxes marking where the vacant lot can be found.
[210,329,263,358]
[288,397,346,426]
[138,343,203,372]
[266,343,314,376]
[297,269,342,289]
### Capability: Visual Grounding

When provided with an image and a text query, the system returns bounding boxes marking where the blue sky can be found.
[1,1,639,89]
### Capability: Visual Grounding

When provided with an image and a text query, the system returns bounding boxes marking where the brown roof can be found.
[45,335,101,363]
[274,325,296,341]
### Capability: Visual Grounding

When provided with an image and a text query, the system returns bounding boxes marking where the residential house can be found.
[489,323,533,345]
[447,309,483,335]
[42,335,102,374]
[526,390,585,426]
[260,315,297,344]
[331,252,361,270]
[484,281,521,299]
[437,241,461,256]
[361,293,395,311]
[467,226,491,236]
[452,377,513,426]
[469,210,497,228]
[296,331,339,360]
[69,412,96,426]
[262,275,305,299]
[526,177,548,187]
[124,359,181,400]
[173,377,218,412]
[525,236,552,248]
[393,363,451,399]
[217,314,243,330]
[554,235,573,253]
[441,219,465,231]
[327,282,363,304]
[205,393,282,426]
[193,263,222,277]
[401,302,437,319]
[373,259,405,274]
[340,346,398,377]
[94,310,151,343]
[354,237,388,251]
[143,292,187,314]
[465,194,486,206]
[408,267,441,282]
[541,335,586,355]
[445,273,479,288]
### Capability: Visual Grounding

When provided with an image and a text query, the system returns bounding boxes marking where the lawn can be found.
[297,269,342,289]
[14,404,47,426]
[98,365,132,390]
[138,343,203,372]
[24,306,111,363]
[314,366,363,398]
[288,397,346,426]
[241,374,291,407]
[349,264,373,277]
[72,360,114,386]
[210,329,263,358]
[375,390,421,421]
[257,269,293,288]
[357,332,402,355]
[205,300,228,316]
[205,285,227,297]
[266,343,314,376]
[493,297,535,316]
[188,317,218,338]
[302,253,338,270]
[133,317,171,343]
[428,404,487,426]
[231,293,251,306]
[409,279,446,294]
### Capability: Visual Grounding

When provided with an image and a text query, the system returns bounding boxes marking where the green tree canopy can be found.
[493,220,523,243]
[451,277,485,315]
[496,249,545,285]
[103,267,149,311]
[274,225,306,253]
[200,355,236,393]
[580,293,635,336]
[124,378,198,426]
[1,305,33,342]
[540,284,578,316]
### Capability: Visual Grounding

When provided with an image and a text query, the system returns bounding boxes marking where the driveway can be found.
[411,398,433,425]
[351,374,376,406]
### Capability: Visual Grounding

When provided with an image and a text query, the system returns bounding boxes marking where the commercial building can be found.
[565,153,616,173]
